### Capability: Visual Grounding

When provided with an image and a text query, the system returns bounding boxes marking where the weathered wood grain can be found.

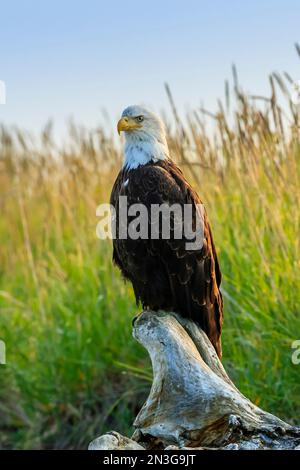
[89,310,300,450]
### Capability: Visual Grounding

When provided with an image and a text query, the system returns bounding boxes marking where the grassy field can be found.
[0,66,300,449]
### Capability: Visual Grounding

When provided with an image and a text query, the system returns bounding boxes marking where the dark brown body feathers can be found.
[110,159,223,357]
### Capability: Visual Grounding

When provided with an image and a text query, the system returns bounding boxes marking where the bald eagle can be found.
[110,106,223,358]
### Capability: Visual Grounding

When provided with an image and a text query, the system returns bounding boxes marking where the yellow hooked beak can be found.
[117,116,142,135]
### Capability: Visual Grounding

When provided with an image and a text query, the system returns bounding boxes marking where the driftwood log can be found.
[89,310,300,450]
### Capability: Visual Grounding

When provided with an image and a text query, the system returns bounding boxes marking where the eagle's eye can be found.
[136,115,144,123]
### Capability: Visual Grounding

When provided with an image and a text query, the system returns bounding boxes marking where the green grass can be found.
[0,68,300,448]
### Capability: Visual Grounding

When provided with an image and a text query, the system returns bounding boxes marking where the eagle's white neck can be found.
[123,131,169,170]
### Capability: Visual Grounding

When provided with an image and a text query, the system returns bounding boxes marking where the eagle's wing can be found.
[126,160,223,357]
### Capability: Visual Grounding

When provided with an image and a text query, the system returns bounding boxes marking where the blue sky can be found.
[0,0,299,140]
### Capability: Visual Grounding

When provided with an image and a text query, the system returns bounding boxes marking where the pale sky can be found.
[0,0,299,141]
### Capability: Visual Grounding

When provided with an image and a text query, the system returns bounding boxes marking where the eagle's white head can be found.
[117,105,169,170]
